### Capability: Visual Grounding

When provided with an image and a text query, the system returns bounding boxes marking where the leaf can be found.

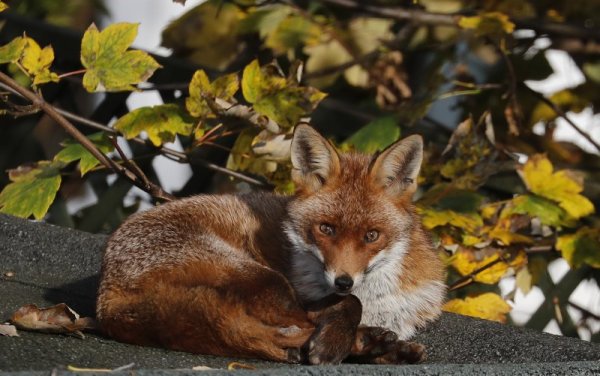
[186,70,239,118]
[161,0,245,70]
[518,155,594,219]
[0,323,18,337]
[0,161,62,220]
[304,39,352,88]
[0,2,8,12]
[264,15,321,55]
[443,292,511,323]
[114,104,193,147]
[241,59,326,128]
[583,62,600,84]
[515,267,532,295]
[10,303,96,338]
[508,194,572,227]
[419,208,483,233]
[556,227,600,269]
[348,17,394,54]
[344,117,400,154]
[451,250,526,284]
[240,5,291,38]
[0,37,27,64]
[458,12,515,36]
[81,23,161,92]
[530,90,588,125]
[20,38,59,85]
[54,133,114,176]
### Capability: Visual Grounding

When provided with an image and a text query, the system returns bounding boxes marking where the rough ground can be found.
[1,213,600,375]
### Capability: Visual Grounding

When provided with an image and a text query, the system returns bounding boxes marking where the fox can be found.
[96,123,446,365]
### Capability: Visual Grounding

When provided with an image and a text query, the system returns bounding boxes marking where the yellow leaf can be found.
[452,251,507,284]
[530,90,587,125]
[186,70,239,118]
[515,267,532,295]
[0,2,8,12]
[556,227,600,269]
[518,155,594,219]
[459,12,515,36]
[304,39,352,88]
[419,207,483,233]
[20,38,59,85]
[488,227,533,245]
[443,293,511,322]
[0,37,27,64]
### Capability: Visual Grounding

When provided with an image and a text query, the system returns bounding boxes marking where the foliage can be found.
[0,0,599,339]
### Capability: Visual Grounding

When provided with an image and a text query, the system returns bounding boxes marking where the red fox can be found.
[96,124,446,364]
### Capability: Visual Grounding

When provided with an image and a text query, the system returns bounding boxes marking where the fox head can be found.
[284,123,424,302]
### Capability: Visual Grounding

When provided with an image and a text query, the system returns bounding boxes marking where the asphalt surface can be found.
[1,213,600,375]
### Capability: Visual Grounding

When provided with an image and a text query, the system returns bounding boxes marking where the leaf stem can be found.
[58,69,87,79]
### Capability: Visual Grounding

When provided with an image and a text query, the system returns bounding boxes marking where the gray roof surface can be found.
[1,213,600,375]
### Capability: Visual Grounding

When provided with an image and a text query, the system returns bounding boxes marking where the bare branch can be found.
[0,71,175,202]
[522,84,600,153]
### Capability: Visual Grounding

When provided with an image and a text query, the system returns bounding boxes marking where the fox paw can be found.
[352,326,399,357]
[373,340,426,364]
[303,320,355,365]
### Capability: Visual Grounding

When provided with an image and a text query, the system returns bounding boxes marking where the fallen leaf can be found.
[443,292,511,323]
[10,303,97,338]
[0,323,18,337]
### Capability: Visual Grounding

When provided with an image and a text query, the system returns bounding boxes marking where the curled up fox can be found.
[96,124,446,364]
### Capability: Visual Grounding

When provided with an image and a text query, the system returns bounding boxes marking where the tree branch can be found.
[0,81,268,187]
[521,83,600,153]
[0,71,175,201]
[317,0,600,42]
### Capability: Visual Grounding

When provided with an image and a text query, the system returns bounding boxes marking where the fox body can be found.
[96,124,445,364]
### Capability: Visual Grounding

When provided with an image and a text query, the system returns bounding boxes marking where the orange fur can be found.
[96,124,445,364]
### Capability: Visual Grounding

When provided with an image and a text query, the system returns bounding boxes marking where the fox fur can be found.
[96,124,446,364]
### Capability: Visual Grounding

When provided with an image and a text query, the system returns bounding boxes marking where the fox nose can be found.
[334,275,354,292]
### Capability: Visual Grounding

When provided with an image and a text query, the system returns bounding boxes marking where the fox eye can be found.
[319,223,335,236]
[365,230,379,243]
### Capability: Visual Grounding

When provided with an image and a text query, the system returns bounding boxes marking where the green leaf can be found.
[161,0,245,70]
[81,23,161,92]
[509,194,571,227]
[241,59,326,128]
[54,133,114,176]
[186,70,239,118]
[0,161,62,220]
[518,155,594,219]
[264,15,321,55]
[114,104,193,146]
[583,62,600,84]
[240,5,291,38]
[0,37,27,64]
[344,117,400,154]
[556,227,600,269]
[418,207,483,232]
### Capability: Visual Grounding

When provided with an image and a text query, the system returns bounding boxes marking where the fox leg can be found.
[97,260,314,363]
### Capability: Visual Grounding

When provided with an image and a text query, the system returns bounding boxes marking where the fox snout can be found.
[333,274,354,294]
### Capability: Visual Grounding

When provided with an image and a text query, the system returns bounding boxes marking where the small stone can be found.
[4,271,15,278]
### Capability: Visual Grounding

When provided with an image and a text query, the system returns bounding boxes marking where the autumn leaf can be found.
[10,303,96,338]
[530,90,587,126]
[0,1,8,12]
[54,133,114,176]
[518,155,594,219]
[0,323,18,337]
[241,59,326,128]
[114,104,193,146]
[19,38,60,85]
[0,161,63,220]
[451,250,526,284]
[264,15,321,55]
[161,0,245,70]
[507,194,572,227]
[556,227,600,269]
[443,292,511,323]
[419,208,483,233]
[458,12,515,36]
[344,117,400,153]
[186,70,239,119]
[81,23,161,92]
[0,37,27,64]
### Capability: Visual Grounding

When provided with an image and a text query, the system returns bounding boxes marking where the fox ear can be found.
[291,124,340,192]
[370,135,423,196]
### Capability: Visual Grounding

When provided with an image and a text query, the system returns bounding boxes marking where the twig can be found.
[568,301,600,322]
[448,254,508,291]
[0,71,175,202]
[0,81,267,187]
[521,83,600,153]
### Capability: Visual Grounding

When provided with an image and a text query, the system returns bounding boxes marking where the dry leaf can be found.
[0,323,19,337]
[10,303,97,338]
